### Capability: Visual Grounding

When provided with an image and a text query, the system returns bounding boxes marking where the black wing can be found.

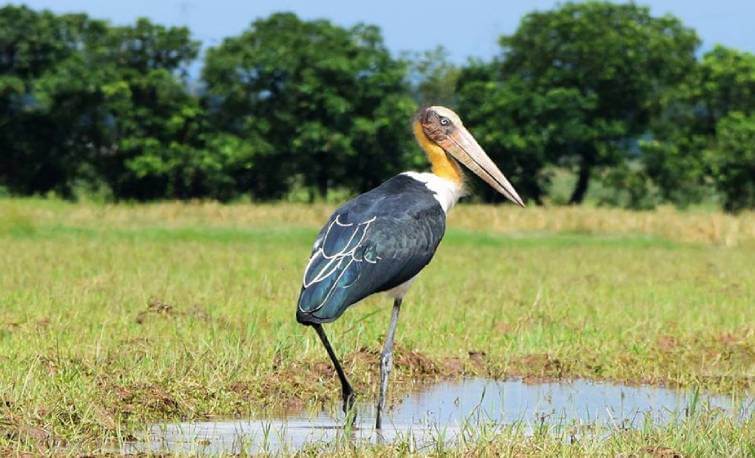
[296,175,446,324]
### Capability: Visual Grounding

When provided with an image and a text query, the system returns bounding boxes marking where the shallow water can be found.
[124,378,753,455]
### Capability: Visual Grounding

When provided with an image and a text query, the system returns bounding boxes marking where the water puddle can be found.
[124,378,753,455]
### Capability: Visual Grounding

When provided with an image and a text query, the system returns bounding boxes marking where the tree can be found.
[0,6,111,196]
[90,18,208,199]
[497,2,699,203]
[404,46,461,107]
[707,112,755,212]
[203,12,417,200]
[706,112,755,211]
[457,61,582,203]
[0,8,215,200]
[641,46,755,208]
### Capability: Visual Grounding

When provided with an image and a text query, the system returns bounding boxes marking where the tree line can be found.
[0,3,752,210]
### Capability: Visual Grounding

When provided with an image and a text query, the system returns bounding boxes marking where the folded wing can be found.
[296,181,446,324]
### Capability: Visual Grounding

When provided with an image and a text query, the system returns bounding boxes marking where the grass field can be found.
[0,198,753,455]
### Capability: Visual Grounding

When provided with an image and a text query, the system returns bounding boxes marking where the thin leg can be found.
[313,324,356,416]
[376,298,402,430]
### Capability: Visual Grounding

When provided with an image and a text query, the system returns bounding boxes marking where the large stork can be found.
[296,106,524,429]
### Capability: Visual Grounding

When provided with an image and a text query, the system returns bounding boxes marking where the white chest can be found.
[401,172,463,213]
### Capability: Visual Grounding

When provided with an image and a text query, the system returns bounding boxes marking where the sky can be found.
[9,0,755,63]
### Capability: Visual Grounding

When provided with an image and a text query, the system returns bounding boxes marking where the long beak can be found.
[444,126,525,207]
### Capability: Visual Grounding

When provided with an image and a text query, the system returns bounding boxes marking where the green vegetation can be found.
[0,200,752,455]
[460,2,699,204]
[642,45,755,211]
[203,13,416,200]
[1,2,753,210]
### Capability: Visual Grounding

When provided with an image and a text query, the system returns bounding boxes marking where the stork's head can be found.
[413,106,524,207]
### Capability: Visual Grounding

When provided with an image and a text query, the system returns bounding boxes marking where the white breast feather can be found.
[401,172,463,213]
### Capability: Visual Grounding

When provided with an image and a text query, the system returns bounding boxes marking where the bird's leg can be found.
[313,324,356,418]
[375,298,402,430]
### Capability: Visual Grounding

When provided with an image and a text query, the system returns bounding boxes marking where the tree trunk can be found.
[569,157,592,204]
[316,170,328,200]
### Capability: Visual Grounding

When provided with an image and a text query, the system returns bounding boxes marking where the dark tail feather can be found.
[296,307,332,325]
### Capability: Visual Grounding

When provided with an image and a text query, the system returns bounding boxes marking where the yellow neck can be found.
[412,121,463,185]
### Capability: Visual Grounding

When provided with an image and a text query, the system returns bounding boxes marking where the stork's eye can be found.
[440,117,450,126]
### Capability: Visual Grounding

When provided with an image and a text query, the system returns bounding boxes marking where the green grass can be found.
[0,198,752,455]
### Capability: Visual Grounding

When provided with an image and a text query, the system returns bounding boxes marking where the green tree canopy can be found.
[457,61,570,203]
[404,46,461,108]
[707,112,755,211]
[641,45,755,209]
[91,18,207,199]
[0,6,111,195]
[1,5,751,210]
[203,12,417,200]
[0,7,215,200]
[495,1,700,203]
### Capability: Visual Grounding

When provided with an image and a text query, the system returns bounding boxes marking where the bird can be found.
[295,106,524,430]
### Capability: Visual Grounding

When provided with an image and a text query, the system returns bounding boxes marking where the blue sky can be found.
[10,0,755,62]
